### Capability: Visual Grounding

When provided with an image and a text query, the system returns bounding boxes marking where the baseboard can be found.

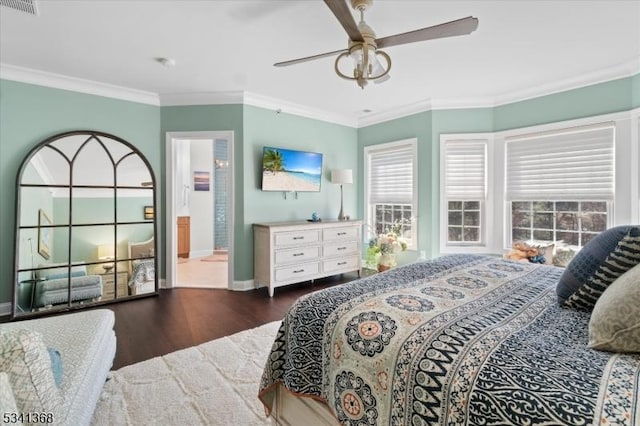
[159,278,168,289]
[231,279,256,291]
[0,302,12,317]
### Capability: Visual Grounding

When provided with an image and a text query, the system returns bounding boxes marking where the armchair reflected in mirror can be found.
[13,131,158,318]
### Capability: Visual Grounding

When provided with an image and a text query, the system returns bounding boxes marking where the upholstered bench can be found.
[0,309,116,426]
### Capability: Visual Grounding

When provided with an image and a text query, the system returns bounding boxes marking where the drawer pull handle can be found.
[292,253,304,257]
[337,261,347,266]
[293,236,304,240]
[337,247,346,251]
[293,269,304,273]
[337,232,347,236]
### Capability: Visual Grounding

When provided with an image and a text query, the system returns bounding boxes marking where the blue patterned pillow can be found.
[563,228,640,310]
[556,225,637,304]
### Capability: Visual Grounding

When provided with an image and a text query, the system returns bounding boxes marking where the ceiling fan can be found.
[275,0,479,89]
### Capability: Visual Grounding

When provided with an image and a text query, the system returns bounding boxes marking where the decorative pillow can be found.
[47,347,63,388]
[556,225,637,303]
[588,263,640,353]
[0,372,19,417]
[563,228,640,310]
[553,246,576,268]
[526,241,554,265]
[0,330,62,416]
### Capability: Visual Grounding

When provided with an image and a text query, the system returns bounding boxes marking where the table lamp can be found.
[331,169,353,221]
[98,244,115,272]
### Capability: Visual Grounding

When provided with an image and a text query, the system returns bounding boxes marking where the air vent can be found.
[0,0,38,15]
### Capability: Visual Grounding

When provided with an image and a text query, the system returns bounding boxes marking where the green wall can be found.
[160,104,245,280]
[358,74,638,258]
[161,105,356,282]
[0,80,161,304]
[633,73,640,108]
[356,111,432,262]
[1,71,637,304]
[242,105,358,280]
[493,76,636,131]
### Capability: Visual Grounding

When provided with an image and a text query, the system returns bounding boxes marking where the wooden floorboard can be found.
[98,272,362,369]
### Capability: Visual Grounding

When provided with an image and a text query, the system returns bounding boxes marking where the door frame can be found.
[165,131,234,289]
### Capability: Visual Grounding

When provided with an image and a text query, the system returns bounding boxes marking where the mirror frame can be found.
[12,130,158,319]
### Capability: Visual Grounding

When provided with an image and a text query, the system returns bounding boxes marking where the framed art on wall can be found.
[38,209,51,260]
[194,170,210,191]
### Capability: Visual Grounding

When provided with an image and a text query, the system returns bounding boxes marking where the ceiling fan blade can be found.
[274,49,348,67]
[376,16,479,49]
[324,0,363,42]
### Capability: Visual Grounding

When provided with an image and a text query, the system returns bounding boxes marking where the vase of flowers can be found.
[366,220,409,272]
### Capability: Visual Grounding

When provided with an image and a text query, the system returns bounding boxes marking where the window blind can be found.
[368,144,414,204]
[506,124,614,201]
[443,140,487,200]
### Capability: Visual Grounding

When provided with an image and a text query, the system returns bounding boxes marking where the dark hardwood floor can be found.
[96,272,363,369]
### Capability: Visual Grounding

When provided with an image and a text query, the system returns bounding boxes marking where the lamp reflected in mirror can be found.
[98,244,115,272]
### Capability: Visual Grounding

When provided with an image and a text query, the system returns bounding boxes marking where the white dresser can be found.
[253,220,362,297]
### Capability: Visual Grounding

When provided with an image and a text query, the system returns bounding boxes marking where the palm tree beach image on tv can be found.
[261,147,323,192]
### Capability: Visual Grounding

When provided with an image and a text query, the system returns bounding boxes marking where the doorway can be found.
[166,131,234,290]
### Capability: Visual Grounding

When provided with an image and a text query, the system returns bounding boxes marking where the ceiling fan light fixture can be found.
[276,1,477,90]
[335,42,391,89]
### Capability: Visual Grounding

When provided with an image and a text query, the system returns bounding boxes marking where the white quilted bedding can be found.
[1,310,116,426]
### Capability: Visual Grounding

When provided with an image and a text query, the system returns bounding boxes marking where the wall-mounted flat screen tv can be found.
[261,147,323,192]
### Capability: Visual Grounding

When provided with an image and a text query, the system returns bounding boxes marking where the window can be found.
[441,139,487,245]
[511,201,607,246]
[506,124,614,247]
[365,139,417,248]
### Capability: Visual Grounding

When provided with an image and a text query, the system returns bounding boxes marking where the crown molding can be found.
[2,57,638,129]
[159,91,244,106]
[242,91,357,128]
[357,99,434,127]
[0,63,160,106]
[491,57,640,107]
[356,57,640,127]
[159,91,357,127]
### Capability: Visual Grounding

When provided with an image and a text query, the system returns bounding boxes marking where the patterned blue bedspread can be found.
[259,255,640,425]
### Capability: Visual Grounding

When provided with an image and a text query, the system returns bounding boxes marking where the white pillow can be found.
[0,330,62,416]
[588,263,640,353]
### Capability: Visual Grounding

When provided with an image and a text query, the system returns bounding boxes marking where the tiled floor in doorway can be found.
[176,251,228,289]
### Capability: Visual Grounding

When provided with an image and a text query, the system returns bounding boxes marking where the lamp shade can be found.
[97,244,115,260]
[331,169,353,185]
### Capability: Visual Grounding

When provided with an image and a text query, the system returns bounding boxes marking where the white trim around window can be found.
[364,138,418,250]
[438,109,639,256]
[439,134,494,254]
[496,109,638,250]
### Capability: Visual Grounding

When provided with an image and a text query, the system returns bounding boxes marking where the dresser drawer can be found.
[323,226,358,242]
[101,272,128,300]
[323,241,359,257]
[322,255,359,273]
[274,230,320,247]
[275,246,320,265]
[275,262,320,282]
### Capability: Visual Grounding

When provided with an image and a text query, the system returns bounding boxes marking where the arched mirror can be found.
[13,131,158,318]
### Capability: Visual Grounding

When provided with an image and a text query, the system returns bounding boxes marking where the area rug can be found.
[91,321,281,425]
[200,254,228,262]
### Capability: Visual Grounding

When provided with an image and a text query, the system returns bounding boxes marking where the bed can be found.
[34,264,103,309]
[259,254,640,425]
[128,236,157,296]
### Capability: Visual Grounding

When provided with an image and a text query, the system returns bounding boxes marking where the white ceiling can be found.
[1,0,639,125]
